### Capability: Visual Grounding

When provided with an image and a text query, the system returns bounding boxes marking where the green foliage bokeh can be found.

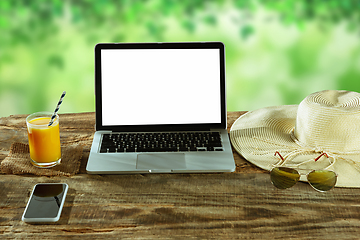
[1,0,360,117]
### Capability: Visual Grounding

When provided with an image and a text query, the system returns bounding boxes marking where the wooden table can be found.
[1,112,360,239]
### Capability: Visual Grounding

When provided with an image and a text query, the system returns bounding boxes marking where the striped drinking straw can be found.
[48,91,66,127]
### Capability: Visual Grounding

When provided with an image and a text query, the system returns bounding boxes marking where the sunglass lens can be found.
[307,170,337,192]
[270,167,300,189]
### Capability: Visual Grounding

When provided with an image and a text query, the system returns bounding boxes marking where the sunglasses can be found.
[270,152,337,192]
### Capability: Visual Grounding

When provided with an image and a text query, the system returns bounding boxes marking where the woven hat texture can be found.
[1,142,83,176]
[230,90,360,188]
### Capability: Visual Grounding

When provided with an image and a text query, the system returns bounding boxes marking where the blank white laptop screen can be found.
[101,49,222,126]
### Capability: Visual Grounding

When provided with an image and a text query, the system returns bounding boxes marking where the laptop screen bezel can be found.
[94,42,226,132]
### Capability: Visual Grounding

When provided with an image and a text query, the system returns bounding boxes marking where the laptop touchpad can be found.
[136,153,186,171]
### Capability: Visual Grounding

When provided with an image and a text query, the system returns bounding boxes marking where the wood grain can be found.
[2,173,360,239]
[2,112,360,239]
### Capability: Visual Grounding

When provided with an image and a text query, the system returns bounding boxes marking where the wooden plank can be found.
[1,173,360,239]
[5,112,359,239]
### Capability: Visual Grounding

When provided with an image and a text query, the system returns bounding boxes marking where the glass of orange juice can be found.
[26,112,61,168]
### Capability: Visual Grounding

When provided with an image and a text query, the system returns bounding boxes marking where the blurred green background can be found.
[1,0,360,117]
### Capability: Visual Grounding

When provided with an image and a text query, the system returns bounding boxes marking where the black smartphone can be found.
[22,183,69,223]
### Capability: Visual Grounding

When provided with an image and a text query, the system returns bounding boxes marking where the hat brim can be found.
[230,105,360,188]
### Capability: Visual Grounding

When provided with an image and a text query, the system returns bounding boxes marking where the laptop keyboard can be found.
[100,132,223,153]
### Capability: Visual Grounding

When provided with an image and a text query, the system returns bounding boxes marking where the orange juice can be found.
[26,113,61,168]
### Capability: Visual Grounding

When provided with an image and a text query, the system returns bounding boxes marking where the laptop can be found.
[86,42,236,174]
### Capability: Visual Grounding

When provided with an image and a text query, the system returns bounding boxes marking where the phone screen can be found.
[22,183,68,222]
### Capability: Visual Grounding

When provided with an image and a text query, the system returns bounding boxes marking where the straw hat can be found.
[230,90,360,188]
